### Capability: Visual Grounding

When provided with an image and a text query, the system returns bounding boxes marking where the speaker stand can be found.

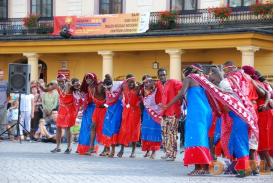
[0,93,32,143]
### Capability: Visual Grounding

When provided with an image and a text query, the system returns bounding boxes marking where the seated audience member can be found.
[6,100,19,140]
[42,81,59,120]
[34,110,58,142]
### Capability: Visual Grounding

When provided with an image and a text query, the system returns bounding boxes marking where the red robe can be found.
[256,81,273,152]
[117,87,141,146]
[56,88,78,128]
[91,90,110,147]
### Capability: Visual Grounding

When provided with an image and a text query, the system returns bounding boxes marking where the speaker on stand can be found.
[0,64,32,143]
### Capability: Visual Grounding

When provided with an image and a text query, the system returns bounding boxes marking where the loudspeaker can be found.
[8,64,31,94]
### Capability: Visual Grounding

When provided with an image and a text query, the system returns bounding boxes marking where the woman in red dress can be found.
[117,74,141,158]
[254,71,273,171]
[82,73,111,156]
[242,65,271,174]
[40,74,82,154]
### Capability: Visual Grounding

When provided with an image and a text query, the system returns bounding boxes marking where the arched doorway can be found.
[14,58,48,83]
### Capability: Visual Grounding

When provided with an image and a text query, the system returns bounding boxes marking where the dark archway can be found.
[14,58,48,83]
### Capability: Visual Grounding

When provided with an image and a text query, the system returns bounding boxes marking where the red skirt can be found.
[110,134,118,145]
[77,144,99,155]
[258,109,273,151]
[118,106,141,146]
[92,107,111,147]
[57,104,77,128]
[235,156,250,171]
[142,140,161,151]
[184,146,212,166]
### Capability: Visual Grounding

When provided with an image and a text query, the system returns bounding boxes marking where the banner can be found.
[53,13,150,36]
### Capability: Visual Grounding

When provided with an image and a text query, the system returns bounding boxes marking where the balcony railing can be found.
[0,8,272,36]
[150,8,272,30]
[0,18,53,35]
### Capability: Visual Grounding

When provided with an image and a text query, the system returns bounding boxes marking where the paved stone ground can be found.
[0,141,272,183]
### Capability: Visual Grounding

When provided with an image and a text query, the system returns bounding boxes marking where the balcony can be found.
[149,8,272,30]
[0,8,272,37]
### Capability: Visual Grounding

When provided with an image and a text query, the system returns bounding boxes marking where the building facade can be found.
[0,0,273,82]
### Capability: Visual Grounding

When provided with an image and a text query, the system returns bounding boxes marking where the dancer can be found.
[141,75,162,159]
[102,74,123,158]
[223,61,265,175]
[40,75,81,153]
[242,66,273,172]
[117,74,141,158]
[84,73,110,156]
[209,67,251,177]
[156,68,182,161]
[165,64,213,175]
[76,73,97,155]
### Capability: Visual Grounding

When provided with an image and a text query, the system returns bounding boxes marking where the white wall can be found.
[67,0,82,16]
[55,0,67,16]
[8,0,229,18]
[200,0,221,8]
[9,0,28,18]
[55,0,94,16]
[125,0,168,13]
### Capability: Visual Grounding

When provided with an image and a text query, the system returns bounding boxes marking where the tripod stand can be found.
[0,93,32,143]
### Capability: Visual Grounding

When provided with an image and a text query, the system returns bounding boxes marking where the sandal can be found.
[51,147,61,153]
[64,148,72,154]
[108,152,115,158]
[99,151,110,156]
[117,151,124,158]
[144,151,150,158]
[85,148,95,155]
[129,153,136,158]
[150,153,156,160]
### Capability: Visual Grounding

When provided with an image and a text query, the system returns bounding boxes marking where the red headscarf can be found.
[242,65,258,80]
[80,73,98,93]
[57,74,66,80]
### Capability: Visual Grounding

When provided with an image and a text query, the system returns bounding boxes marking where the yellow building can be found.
[0,0,273,82]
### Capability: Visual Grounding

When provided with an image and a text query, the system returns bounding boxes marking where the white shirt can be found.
[18,94,34,112]
[219,78,233,93]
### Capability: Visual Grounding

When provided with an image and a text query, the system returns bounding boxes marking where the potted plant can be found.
[208,6,232,23]
[23,14,40,34]
[250,2,272,16]
[159,10,178,29]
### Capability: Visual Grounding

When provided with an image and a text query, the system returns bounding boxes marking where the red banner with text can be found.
[53,13,150,36]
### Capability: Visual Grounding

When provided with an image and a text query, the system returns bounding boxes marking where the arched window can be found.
[170,0,197,12]
[227,0,257,7]
[31,0,53,19]
[99,0,123,14]
[0,0,8,19]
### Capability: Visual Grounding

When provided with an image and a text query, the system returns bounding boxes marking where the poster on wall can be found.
[53,13,150,36]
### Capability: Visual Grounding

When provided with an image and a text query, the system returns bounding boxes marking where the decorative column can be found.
[98,51,114,79]
[23,52,39,81]
[165,49,183,80]
[237,46,260,66]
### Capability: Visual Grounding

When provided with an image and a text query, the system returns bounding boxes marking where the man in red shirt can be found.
[156,68,183,161]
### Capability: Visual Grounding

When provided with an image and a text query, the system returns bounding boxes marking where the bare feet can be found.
[85,147,95,155]
[144,151,150,158]
[129,152,136,158]
[100,151,110,157]
[108,152,115,158]
[150,152,156,159]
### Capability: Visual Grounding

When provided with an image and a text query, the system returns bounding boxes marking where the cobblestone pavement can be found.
[0,141,272,183]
